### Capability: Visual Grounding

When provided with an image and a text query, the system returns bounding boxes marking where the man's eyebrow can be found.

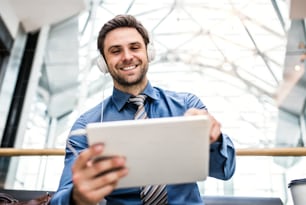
[130,42,142,46]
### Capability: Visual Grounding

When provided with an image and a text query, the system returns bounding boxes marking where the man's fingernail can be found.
[94,143,104,151]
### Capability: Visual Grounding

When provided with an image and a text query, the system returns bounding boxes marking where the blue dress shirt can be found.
[50,82,236,205]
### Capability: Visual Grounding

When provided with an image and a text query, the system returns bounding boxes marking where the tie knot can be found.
[128,94,147,107]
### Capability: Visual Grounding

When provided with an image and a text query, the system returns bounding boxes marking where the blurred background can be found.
[0,0,305,204]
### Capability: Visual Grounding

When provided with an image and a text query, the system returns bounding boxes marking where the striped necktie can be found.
[128,94,168,205]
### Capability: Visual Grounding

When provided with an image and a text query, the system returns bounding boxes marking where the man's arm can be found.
[209,133,236,180]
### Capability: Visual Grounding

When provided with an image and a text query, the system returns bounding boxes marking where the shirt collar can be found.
[112,81,158,111]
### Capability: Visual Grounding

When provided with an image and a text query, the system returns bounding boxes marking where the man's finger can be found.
[73,144,104,171]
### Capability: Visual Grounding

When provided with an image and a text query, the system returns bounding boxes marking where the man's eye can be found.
[111,50,120,54]
[131,46,140,50]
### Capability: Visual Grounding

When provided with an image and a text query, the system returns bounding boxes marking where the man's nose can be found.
[122,49,133,60]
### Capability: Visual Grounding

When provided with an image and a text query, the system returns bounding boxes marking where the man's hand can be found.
[71,144,128,205]
[184,108,222,143]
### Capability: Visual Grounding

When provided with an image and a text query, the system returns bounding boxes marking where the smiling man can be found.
[50,14,236,205]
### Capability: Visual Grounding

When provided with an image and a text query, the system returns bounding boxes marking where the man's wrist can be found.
[217,133,223,143]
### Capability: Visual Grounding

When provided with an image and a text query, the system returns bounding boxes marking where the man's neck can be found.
[114,80,148,96]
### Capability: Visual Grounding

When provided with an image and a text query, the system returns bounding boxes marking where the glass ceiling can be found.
[74,0,290,148]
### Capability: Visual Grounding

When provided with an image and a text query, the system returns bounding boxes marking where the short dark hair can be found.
[97,14,150,57]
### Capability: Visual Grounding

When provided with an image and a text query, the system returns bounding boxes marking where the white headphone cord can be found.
[100,83,105,122]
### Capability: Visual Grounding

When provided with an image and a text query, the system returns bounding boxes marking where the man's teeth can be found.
[122,65,136,70]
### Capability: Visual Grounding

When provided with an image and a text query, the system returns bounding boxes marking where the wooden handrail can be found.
[236,147,306,156]
[0,148,64,156]
[0,147,306,157]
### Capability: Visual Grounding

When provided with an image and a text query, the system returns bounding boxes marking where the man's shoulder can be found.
[152,86,204,109]
[153,86,197,98]
[78,97,112,123]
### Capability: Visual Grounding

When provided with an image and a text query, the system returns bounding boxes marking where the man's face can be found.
[103,27,149,88]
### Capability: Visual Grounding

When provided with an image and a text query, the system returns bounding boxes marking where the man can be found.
[50,14,236,205]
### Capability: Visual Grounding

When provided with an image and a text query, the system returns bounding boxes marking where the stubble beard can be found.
[111,64,148,87]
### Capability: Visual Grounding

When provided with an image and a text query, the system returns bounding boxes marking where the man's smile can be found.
[120,64,138,71]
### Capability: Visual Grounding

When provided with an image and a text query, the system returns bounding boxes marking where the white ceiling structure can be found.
[8,0,86,33]
[81,0,288,99]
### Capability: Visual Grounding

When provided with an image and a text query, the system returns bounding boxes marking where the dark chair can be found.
[203,196,283,205]
[0,189,52,201]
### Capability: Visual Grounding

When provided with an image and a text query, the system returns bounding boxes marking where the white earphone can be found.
[97,42,156,74]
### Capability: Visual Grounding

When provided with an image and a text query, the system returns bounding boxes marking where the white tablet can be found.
[86,115,211,189]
